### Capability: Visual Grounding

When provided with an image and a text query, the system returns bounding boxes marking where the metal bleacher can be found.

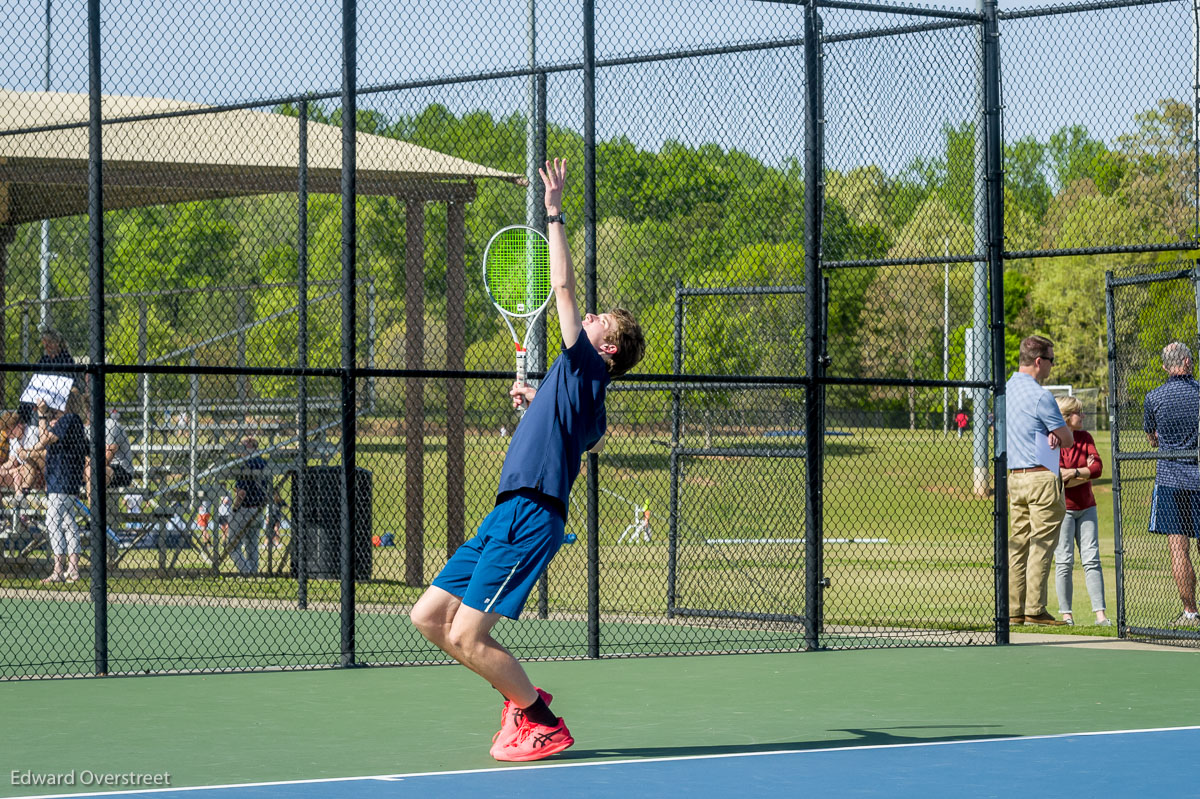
[2,280,371,575]
[0,396,342,576]
[107,396,342,571]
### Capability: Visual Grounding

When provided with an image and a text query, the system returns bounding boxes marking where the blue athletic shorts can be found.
[432,489,565,619]
[1150,485,1200,539]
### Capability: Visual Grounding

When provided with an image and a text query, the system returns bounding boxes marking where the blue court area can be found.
[24,726,1199,799]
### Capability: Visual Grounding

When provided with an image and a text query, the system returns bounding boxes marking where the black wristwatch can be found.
[546,213,565,225]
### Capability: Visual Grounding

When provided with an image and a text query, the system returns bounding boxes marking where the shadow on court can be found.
[550,724,1012,761]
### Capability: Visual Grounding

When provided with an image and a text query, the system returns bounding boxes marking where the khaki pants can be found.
[1008,470,1066,617]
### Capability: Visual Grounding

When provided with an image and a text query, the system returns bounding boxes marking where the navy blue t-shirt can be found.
[1144,375,1200,489]
[236,456,269,507]
[45,413,87,495]
[496,332,610,517]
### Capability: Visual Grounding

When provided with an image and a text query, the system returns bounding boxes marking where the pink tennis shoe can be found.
[493,716,575,762]
[490,687,553,759]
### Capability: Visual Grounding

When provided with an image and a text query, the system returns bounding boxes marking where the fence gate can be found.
[665,400,809,638]
[663,282,810,646]
[1106,261,1200,647]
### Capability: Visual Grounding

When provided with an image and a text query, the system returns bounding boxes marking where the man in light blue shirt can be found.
[1006,335,1073,626]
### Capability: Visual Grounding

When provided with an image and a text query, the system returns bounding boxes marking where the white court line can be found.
[18,724,1200,799]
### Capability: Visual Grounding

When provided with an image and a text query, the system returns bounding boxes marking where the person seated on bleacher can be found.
[226,436,268,575]
[81,406,135,505]
[0,411,21,489]
[28,391,88,583]
[6,407,49,498]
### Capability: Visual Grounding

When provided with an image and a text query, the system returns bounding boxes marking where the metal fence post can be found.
[20,305,30,363]
[297,98,310,611]
[339,0,358,668]
[87,0,107,676]
[583,0,600,660]
[667,281,686,619]
[1104,271,1126,636]
[982,0,1008,644]
[802,0,825,652]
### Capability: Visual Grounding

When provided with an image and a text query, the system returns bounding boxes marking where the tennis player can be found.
[409,157,645,762]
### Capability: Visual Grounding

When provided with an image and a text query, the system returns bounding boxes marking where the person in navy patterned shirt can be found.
[1144,341,1200,626]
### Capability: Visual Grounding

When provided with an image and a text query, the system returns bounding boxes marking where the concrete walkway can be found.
[1011,631,1199,651]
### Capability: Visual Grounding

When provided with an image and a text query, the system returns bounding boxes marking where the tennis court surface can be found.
[3,639,1197,798]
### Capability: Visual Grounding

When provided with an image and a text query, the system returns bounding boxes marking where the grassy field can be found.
[1,425,1136,676]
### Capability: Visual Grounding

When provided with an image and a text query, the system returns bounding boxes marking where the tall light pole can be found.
[943,236,950,437]
[525,0,538,227]
[39,0,53,329]
[525,0,544,389]
[971,0,991,497]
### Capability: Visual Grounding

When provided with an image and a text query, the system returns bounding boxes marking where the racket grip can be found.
[515,346,527,414]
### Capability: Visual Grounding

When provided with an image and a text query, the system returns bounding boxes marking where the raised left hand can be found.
[538,158,567,216]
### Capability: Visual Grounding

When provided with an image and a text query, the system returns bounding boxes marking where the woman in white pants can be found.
[1054,395,1110,626]
[29,394,89,583]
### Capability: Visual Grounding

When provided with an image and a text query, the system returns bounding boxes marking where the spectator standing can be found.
[226,437,268,574]
[955,408,969,440]
[217,494,232,540]
[1053,395,1109,626]
[265,479,287,550]
[1005,335,1073,626]
[1144,341,1200,627]
[30,392,88,583]
[35,328,74,373]
[18,329,77,426]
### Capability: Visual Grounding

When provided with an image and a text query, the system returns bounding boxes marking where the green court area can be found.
[0,641,1196,797]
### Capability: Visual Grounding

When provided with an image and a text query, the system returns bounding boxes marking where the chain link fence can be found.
[0,0,1195,677]
[1106,261,1200,647]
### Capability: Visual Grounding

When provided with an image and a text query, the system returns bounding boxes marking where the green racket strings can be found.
[487,228,551,316]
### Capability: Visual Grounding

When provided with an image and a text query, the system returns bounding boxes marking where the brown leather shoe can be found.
[1008,616,1024,625]
[1025,612,1067,626]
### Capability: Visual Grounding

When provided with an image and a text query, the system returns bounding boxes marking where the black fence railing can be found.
[0,0,1194,678]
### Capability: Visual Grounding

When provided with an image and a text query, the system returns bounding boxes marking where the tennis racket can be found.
[482,225,553,415]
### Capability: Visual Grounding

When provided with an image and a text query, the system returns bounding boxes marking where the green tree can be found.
[1047,124,1125,195]
[1005,136,1052,222]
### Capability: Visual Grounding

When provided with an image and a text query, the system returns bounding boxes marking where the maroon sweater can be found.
[1058,429,1102,511]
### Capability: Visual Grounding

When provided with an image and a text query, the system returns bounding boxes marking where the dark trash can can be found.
[289,466,372,580]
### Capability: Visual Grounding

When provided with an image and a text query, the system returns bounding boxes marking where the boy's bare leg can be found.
[410,585,460,651]
[410,586,538,707]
